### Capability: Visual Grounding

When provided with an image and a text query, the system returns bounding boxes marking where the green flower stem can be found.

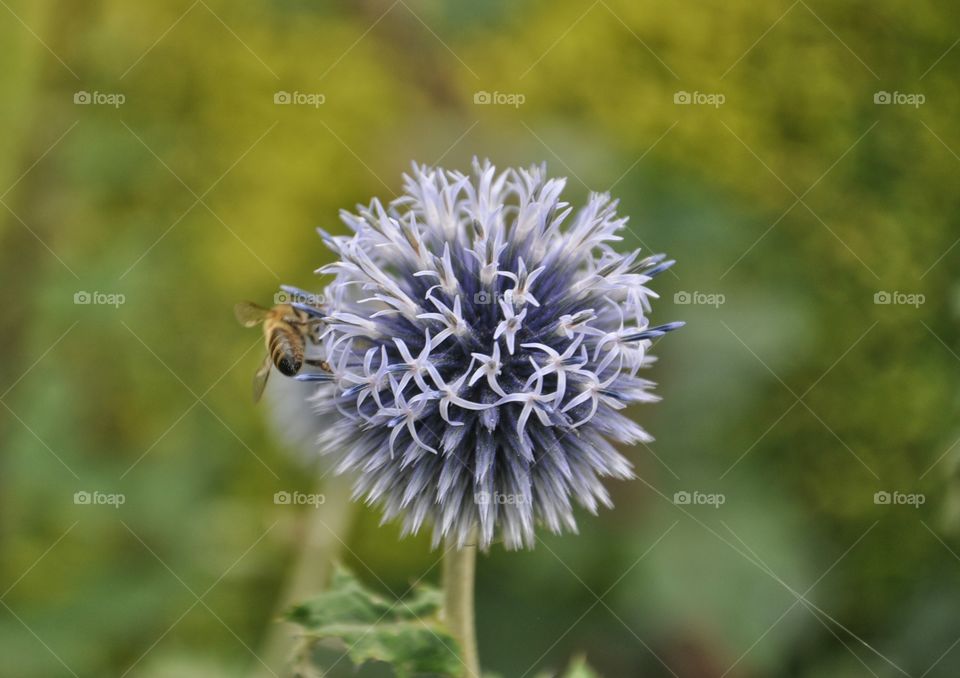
[442,536,480,678]
[252,477,355,677]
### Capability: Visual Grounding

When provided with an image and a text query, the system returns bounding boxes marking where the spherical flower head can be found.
[298,160,682,550]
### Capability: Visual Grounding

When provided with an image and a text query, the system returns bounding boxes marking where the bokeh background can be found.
[3,1,960,676]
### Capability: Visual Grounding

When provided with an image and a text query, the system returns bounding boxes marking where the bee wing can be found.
[252,355,271,402]
[235,302,269,327]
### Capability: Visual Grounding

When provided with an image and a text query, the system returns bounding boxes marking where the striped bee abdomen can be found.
[268,325,304,376]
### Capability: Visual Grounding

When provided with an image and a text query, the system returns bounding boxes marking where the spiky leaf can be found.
[287,566,462,677]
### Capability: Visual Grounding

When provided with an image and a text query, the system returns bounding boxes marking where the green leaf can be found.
[562,655,602,678]
[535,655,603,678]
[286,565,463,678]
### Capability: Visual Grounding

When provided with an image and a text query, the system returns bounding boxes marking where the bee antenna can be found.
[291,302,325,318]
[280,284,318,299]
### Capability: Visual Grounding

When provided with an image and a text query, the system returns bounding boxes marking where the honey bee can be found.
[234,297,327,402]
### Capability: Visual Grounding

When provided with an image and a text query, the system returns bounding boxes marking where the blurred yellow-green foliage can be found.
[3,1,960,676]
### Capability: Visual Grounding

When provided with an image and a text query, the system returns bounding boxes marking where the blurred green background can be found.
[3,1,960,676]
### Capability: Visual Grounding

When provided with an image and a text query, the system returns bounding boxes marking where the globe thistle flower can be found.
[296,160,682,550]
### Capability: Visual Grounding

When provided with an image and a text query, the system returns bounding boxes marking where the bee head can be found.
[277,355,301,376]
